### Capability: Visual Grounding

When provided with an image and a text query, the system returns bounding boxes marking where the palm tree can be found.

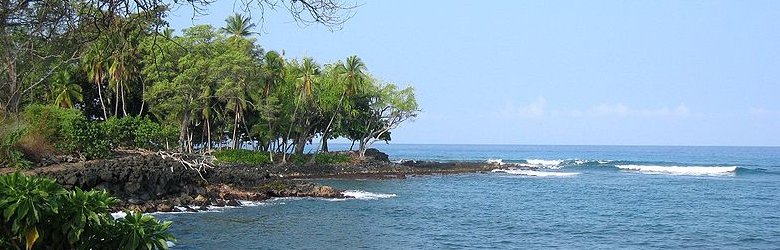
[319,55,367,152]
[260,50,285,159]
[108,50,132,117]
[51,71,83,109]
[342,55,368,96]
[282,58,320,161]
[220,13,256,38]
[262,51,285,97]
[297,57,319,101]
[82,47,109,120]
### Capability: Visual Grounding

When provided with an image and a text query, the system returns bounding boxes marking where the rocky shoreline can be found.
[3,151,497,213]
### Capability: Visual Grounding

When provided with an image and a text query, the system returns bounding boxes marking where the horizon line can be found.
[324,142,780,148]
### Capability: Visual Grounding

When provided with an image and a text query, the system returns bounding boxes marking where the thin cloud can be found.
[563,103,691,118]
[500,98,692,119]
[749,107,779,116]
[498,97,547,119]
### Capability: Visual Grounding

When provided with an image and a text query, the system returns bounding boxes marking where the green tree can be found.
[82,40,111,120]
[257,51,285,158]
[319,55,368,152]
[51,70,83,109]
[355,83,419,159]
[220,13,257,38]
[283,57,321,160]
[214,37,261,149]
[143,25,217,153]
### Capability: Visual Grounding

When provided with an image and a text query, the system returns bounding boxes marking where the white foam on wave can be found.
[616,165,738,176]
[340,190,397,200]
[491,169,579,177]
[486,159,504,165]
[525,159,564,168]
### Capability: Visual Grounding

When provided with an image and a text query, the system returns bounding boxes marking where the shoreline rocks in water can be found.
[5,150,495,213]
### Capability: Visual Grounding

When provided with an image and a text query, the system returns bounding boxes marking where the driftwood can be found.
[157,151,215,182]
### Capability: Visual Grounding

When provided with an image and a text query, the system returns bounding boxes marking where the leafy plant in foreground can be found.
[0,173,175,249]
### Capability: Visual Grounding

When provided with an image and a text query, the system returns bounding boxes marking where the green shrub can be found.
[134,118,177,151]
[103,116,140,148]
[0,124,33,169]
[101,116,177,151]
[0,173,175,249]
[20,104,101,159]
[70,118,110,160]
[314,153,352,164]
[13,105,175,161]
[288,153,308,165]
[214,149,271,165]
[22,104,83,148]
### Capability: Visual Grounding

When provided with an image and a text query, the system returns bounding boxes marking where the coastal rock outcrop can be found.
[27,154,348,213]
[364,148,390,163]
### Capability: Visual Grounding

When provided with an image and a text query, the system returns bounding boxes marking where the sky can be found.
[167,1,780,146]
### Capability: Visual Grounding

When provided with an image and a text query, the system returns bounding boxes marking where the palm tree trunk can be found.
[232,103,241,149]
[320,92,345,152]
[267,119,274,162]
[180,109,191,153]
[97,83,108,120]
[120,83,127,116]
[114,85,119,117]
[206,116,212,152]
[138,82,145,116]
[282,102,300,163]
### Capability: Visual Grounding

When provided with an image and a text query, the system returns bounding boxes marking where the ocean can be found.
[155,144,780,249]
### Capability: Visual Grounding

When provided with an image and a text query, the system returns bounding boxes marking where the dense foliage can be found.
[0,173,174,249]
[0,2,418,166]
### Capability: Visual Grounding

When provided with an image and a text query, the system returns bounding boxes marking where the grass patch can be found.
[314,153,352,164]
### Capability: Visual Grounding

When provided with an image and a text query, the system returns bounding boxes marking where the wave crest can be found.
[341,190,397,200]
[491,169,579,177]
[616,165,737,176]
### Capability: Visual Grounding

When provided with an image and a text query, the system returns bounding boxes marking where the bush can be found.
[22,104,83,149]
[103,116,140,148]
[314,153,352,164]
[19,104,109,159]
[70,118,110,160]
[0,124,32,169]
[134,118,177,151]
[214,149,271,165]
[0,173,175,249]
[11,105,176,162]
[288,153,308,165]
[102,116,177,151]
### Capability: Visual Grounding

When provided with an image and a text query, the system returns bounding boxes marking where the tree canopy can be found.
[1,1,418,163]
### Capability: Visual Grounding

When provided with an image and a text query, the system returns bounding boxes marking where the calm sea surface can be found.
[156,144,780,249]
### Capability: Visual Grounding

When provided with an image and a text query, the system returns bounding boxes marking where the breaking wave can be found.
[491,169,580,177]
[482,158,771,177]
[340,190,397,200]
[615,165,738,176]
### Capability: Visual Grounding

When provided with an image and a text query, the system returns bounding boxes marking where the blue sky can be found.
[168,1,780,146]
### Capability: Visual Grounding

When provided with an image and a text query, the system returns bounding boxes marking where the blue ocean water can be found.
[157,145,780,249]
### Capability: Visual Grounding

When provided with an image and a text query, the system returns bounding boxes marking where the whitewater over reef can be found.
[615,165,738,176]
